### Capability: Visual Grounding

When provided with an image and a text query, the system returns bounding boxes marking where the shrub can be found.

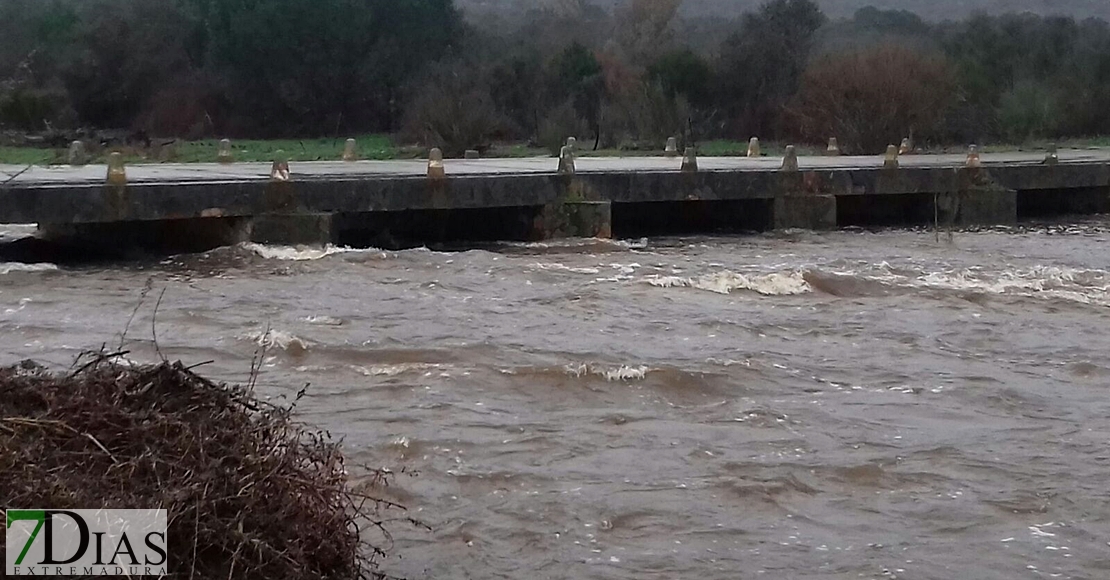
[647,49,712,107]
[0,85,67,131]
[997,80,1061,142]
[787,43,955,153]
[402,60,507,157]
[601,81,690,148]
[536,99,589,155]
[133,73,224,138]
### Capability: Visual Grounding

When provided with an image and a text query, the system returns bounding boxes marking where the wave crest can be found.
[643,270,811,296]
[529,262,602,275]
[808,264,1110,306]
[243,243,384,261]
[564,363,650,381]
[243,329,312,352]
[0,262,58,275]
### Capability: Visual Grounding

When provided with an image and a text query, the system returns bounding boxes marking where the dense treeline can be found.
[0,0,459,137]
[3,0,1110,154]
[459,0,1110,25]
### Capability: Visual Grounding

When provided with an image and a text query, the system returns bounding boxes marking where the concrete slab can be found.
[4,151,1109,186]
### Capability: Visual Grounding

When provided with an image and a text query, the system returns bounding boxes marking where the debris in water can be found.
[0,354,411,580]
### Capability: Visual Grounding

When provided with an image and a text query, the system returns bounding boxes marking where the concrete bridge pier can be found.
[38,217,252,257]
[767,169,839,230]
[772,195,838,230]
[248,214,337,246]
[533,201,612,240]
[40,213,341,255]
[936,189,1017,227]
[941,168,1017,226]
[530,174,613,239]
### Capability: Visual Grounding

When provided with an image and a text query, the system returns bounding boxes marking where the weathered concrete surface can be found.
[946,167,1018,226]
[534,201,612,239]
[1019,187,1110,216]
[774,195,837,230]
[250,214,336,246]
[936,189,1017,226]
[39,217,250,254]
[5,150,1110,186]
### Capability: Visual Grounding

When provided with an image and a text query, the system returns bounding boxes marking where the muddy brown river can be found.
[2,222,1110,579]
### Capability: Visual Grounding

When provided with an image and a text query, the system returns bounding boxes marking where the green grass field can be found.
[0,146,58,165]
[1,135,1107,166]
[173,134,409,162]
[0,134,413,166]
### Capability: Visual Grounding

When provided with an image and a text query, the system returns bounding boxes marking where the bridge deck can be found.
[3,151,1108,186]
[2,152,1108,235]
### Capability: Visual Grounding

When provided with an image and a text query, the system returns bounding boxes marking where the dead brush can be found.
[0,352,415,580]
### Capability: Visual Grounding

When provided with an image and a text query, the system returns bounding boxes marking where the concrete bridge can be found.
[2,150,1109,251]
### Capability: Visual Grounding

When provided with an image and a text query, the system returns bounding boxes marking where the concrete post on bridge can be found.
[67,141,88,166]
[217,139,234,164]
[664,137,679,158]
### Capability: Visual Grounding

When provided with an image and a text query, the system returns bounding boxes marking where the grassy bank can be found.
[0,137,831,165]
[1,135,1107,166]
[2,134,409,166]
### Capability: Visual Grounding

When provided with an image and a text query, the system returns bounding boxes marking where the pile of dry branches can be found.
[0,354,404,580]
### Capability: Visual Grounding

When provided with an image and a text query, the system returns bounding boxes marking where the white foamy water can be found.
[505,237,649,250]
[854,264,1110,306]
[596,364,649,381]
[564,363,651,381]
[303,315,346,326]
[643,270,812,295]
[243,329,312,351]
[528,262,602,275]
[243,242,384,261]
[354,363,447,377]
[608,262,641,275]
[0,262,58,275]
[0,224,38,240]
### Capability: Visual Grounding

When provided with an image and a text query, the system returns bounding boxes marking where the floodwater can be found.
[2,221,1110,579]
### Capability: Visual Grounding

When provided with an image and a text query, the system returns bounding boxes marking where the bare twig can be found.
[247,322,271,393]
[2,417,119,464]
[1,163,34,188]
[934,192,940,243]
[190,484,202,580]
[152,287,167,362]
[84,433,120,465]
[119,277,154,350]
[69,349,131,378]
